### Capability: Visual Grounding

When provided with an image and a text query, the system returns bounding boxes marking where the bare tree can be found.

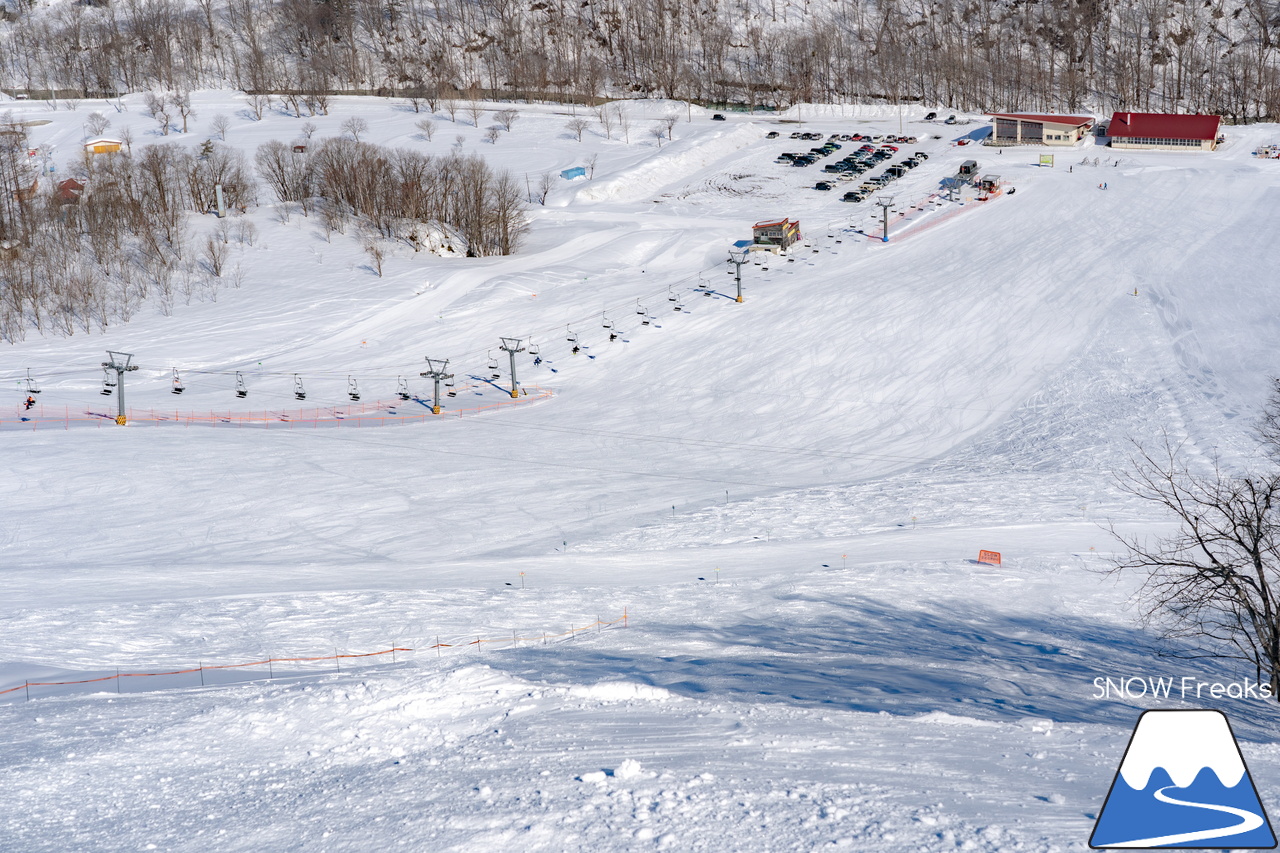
[342,116,369,141]
[466,99,483,126]
[443,99,459,122]
[595,103,615,139]
[145,91,171,136]
[662,112,680,138]
[173,92,195,133]
[415,118,435,141]
[484,125,501,144]
[614,105,630,143]
[85,112,110,137]
[566,118,590,141]
[454,134,465,148]
[210,114,231,141]
[493,109,519,131]
[650,124,667,146]
[534,170,554,204]
[1109,434,1280,698]
[203,235,228,277]
[363,235,384,276]
[586,153,598,178]
[299,121,317,140]
[247,93,271,121]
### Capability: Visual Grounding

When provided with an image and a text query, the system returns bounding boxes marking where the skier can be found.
[572,345,580,355]
[533,356,542,367]
[1104,182,1108,190]
[24,395,34,410]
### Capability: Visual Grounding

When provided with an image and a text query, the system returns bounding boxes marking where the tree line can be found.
[0,123,526,341]
[0,0,1278,121]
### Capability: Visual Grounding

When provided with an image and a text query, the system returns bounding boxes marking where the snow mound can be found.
[911,711,1001,727]
[566,681,673,702]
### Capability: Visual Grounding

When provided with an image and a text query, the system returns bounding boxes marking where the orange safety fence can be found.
[1,610,629,702]
[0,386,553,431]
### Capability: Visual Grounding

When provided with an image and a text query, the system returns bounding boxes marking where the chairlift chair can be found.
[667,287,677,302]
[294,374,306,400]
[445,375,457,397]
[347,376,360,401]
[565,326,578,344]
[171,368,184,395]
[24,368,40,395]
[487,351,499,370]
[528,339,540,357]
[235,371,247,398]
[602,314,613,330]
[396,376,410,401]
[100,367,116,396]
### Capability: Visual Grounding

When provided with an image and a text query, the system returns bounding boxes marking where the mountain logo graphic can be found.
[1091,709,1276,848]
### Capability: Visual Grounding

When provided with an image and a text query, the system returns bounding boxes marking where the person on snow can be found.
[24,395,35,410]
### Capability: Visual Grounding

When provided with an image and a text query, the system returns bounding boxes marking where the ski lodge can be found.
[1106,112,1221,150]
[752,218,801,251]
[986,113,1093,146]
[83,137,122,155]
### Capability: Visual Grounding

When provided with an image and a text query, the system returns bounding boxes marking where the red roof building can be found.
[55,178,84,204]
[1106,112,1221,150]
[987,113,1094,146]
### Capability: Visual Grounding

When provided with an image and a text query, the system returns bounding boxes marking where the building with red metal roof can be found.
[987,113,1094,146]
[1106,112,1221,150]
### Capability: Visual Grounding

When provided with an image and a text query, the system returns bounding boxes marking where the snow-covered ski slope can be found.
[5,94,1280,851]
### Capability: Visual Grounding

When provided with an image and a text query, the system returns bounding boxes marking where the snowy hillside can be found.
[4,93,1280,851]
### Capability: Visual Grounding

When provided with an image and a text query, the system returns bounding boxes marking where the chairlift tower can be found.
[420,357,453,414]
[499,337,525,398]
[101,350,138,425]
[876,195,895,243]
[727,246,750,303]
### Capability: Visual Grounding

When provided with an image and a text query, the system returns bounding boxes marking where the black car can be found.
[712,114,726,121]
[814,182,834,191]
[914,151,929,160]
[924,111,937,121]
[842,192,865,202]
[766,131,779,139]
[791,158,812,167]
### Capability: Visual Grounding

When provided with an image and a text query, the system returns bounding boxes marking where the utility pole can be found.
[498,337,524,398]
[876,196,895,243]
[727,246,750,303]
[102,351,138,425]
[420,357,453,414]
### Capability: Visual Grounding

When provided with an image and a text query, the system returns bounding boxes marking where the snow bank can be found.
[566,681,674,702]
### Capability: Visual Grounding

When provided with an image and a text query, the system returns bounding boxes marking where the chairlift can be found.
[171,367,184,395]
[487,350,499,371]
[602,313,613,330]
[667,287,677,302]
[24,368,40,395]
[639,305,651,325]
[347,376,360,401]
[674,298,686,312]
[446,375,457,397]
[565,326,578,344]
[528,339,540,357]
[235,371,247,398]
[396,376,410,401]
[100,366,116,396]
[294,374,306,400]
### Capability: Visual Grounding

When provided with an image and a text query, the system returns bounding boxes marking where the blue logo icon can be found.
[1091,709,1276,848]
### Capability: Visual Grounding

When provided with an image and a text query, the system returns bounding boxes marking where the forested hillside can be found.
[0,0,1276,120]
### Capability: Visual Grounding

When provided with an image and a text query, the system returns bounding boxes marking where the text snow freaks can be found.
[1091,676,1274,701]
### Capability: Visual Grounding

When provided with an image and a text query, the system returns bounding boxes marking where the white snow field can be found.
[4,93,1280,851]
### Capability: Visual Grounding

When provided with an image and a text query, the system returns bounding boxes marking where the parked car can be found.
[842,192,865,203]
[924,111,937,120]
[712,114,726,121]
[790,132,803,139]
[914,151,929,160]
[944,115,957,124]
[814,181,833,191]
[766,131,779,139]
